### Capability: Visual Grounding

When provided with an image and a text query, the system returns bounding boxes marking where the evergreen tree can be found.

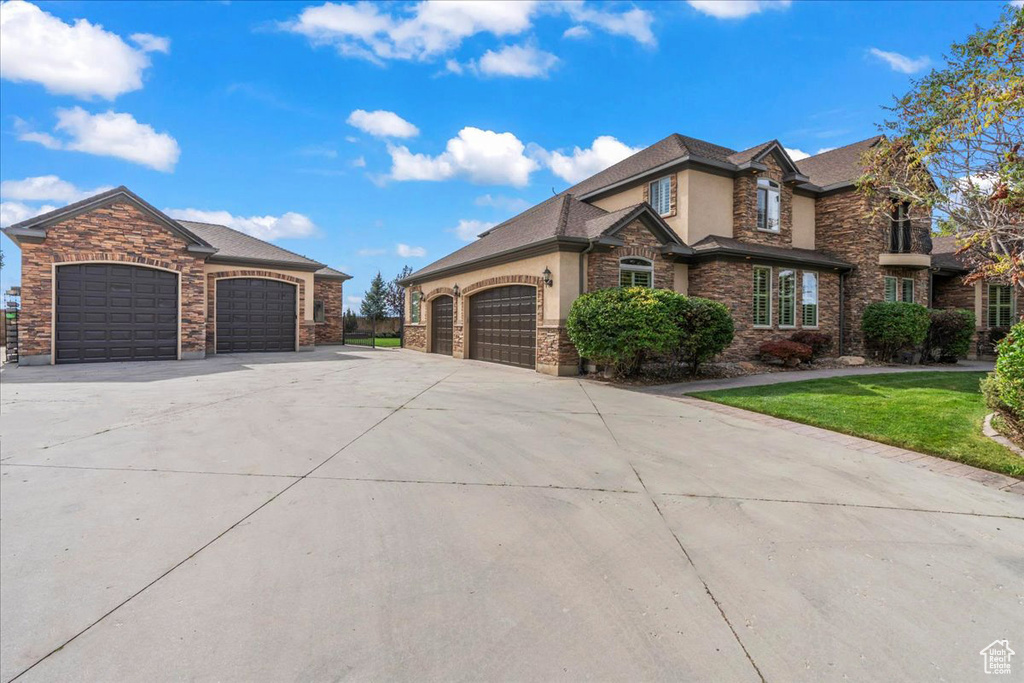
[360,272,388,348]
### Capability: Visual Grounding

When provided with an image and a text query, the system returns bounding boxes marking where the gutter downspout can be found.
[577,240,597,375]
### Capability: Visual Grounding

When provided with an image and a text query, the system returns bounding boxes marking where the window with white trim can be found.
[649,176,671,216]
[778,269,796,327]
[901,278,915,303]
[753,266,772,327]
[989,284,1014,328]
[756,178,780,232]
[884,276,898,302]
[619,257,654,288]
[802,272,818,327]
[410,291,421,323]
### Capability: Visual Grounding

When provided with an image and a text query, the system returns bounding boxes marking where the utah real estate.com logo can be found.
[980,640,1014,675]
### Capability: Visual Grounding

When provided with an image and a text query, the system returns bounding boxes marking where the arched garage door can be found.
[55,263,178,364]
[216,278,296,353]
[468,285,536,369]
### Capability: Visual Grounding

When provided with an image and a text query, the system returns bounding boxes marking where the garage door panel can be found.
[468,285,536,369]
[215,279,296,354]
[55,264,178,364]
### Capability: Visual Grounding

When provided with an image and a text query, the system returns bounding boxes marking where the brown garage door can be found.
[431,296,453,355]
[468,285,536,369]
[55,263,178,364]
[216,278,296,353]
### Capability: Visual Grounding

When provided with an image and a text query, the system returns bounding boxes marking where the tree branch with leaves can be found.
[859,6,1023,287]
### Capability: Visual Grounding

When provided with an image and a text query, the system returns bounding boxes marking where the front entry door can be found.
[431,296,454,355]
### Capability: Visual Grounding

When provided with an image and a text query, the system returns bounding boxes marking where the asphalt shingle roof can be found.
[693,235,854,270]
[178,220,325,269]
[566,133,737,197]
[796,136,882,187]
[930,235,969,272]
[314,266,352,280]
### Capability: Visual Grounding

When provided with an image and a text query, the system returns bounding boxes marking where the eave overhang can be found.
[398,236,590,286]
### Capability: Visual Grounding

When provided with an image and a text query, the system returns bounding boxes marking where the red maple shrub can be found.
[759,340,813,366]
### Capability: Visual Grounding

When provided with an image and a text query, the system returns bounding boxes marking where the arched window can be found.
[619,257,654,288]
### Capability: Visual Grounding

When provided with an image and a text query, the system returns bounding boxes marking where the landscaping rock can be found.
[838,356,866,366]
[736,362,758,373]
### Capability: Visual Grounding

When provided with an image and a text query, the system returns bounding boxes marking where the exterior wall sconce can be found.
[542,267,553,287]
[452,284,460,297]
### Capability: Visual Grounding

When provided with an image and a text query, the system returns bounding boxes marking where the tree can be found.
[385,265,412,319]
[343,308,358,333]
[360,272,388,349]
[860,7,1023,287]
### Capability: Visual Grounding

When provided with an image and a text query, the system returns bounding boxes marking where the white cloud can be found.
[346,294,363,307]
[164,208,318,240]
[357,247,386,257]
[396,243,426,258]
[687,0,791,19]
[281,1,655,66]
[784,147,810,161]
[563,1,655,46]
[351,155,367,168]
[868,48,930,74]
[388,127,538,187]
[298,144,338,158]
[130,33,170,54]
[1012,0,1023,7]
[0,201,57,227]
[475,193,531,212]
[444,58,464,74]
[0,175,112,202]
[476,43,559,78]
[532,135,641,184]
[815,146,836,154]
[346,109,419,138]
[562,25,590,39]
[17,107,180,172]
[0,0,167,99]
[449,219,495,242]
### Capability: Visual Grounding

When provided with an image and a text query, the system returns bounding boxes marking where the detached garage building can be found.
[2,186,350,365]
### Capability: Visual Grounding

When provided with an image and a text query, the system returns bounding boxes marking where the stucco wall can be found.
[792,194,816,249]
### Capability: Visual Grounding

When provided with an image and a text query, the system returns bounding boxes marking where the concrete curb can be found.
[674,396,1023,497]
[983,413,1024,457]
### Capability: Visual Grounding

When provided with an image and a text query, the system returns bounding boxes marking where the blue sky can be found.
[0,0,1013,306]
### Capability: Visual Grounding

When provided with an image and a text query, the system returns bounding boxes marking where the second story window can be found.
[757,178,780,232]
[619,257,654,288]
[890,201,912,253]
[649,176,671,216]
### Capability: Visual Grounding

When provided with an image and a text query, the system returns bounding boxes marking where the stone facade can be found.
[314,278,344,344]
[16,201,208,363]
[404,323,427,351]
[814,189,932,354]
[732,154,794,247]
[206,270,309,351]
[688,258,841,361]
[587,219,674,291]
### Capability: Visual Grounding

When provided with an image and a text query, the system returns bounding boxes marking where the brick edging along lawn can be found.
[681,395,1023,495]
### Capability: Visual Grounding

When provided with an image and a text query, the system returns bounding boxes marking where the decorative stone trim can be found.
[207,270,306,351]
[52,252,179,272]
[462,275,545,323]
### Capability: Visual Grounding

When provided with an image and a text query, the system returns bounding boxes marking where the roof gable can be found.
[179,220,325,270]
[1,186,214,252]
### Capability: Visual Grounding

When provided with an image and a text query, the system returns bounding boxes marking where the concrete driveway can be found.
[1,347,1021,682]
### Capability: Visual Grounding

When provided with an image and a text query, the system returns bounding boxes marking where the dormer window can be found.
[619,257,653,288]
[649,176,671,216]
[756,178,780,232]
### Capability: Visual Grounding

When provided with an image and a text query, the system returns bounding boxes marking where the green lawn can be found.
[345,337,401,347]
[691,372,1023,478]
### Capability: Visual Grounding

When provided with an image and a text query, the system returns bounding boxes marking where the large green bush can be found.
[666,296,735,376]
[992,321,1024,419]
[861,301,931,362]
[566,287,679,377]
[923,309,975,362]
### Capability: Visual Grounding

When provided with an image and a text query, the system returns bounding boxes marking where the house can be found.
[399,134,973,375]
[1,186,350,365]
[931,234,1018,357]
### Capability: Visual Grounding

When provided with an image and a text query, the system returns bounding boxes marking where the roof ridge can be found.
[481,192,565,236]
[802,135,883,161]
[555,194,572,236]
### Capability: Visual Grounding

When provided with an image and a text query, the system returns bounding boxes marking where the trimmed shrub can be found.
[861,301,931,362]
[992,321,1024,419]
[759,340,813,366]
[789,331,832,360]
[923,309,975,363]
[566,287,679,377]
[665,295,735,376]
